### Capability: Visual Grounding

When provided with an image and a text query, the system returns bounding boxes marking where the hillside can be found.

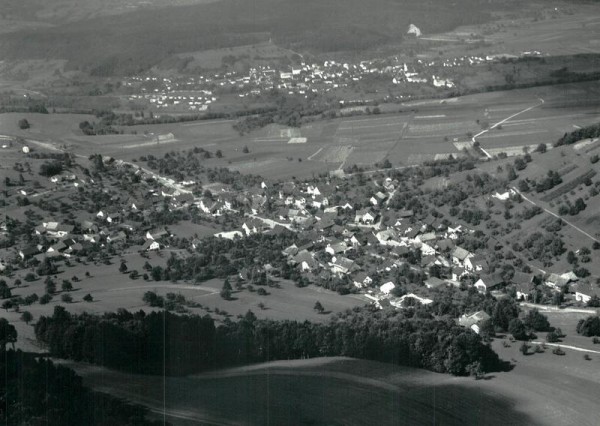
[0,0,498,76]
[63,349,600,426]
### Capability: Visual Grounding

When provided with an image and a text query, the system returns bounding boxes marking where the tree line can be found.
[34,306,507,377]
[0,349,165,425]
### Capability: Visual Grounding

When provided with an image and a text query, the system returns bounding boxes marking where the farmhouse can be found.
[458,311,491,334]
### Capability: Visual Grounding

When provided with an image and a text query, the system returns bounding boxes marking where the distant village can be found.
[121,50,510,114]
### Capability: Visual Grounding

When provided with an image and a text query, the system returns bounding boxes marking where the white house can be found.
[380,281,395,295]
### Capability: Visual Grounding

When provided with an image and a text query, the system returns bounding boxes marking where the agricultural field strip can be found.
[512,186,599,243]
[478,129,549,138]
[338,130,407,139]
[337,122,405,131]
[474,98,545,158]
[307,147,324,161]
[182,120,235,127]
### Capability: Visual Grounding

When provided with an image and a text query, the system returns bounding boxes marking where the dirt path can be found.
[512,186,599,243]
[474,98,545,158]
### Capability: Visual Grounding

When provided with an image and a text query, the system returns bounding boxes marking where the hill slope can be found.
[0,0,497,75]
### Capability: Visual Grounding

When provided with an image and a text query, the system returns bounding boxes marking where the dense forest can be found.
[34,306,507,377]
[0,350,165,425]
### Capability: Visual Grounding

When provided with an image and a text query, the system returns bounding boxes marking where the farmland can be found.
[1,81,598,182]
[61,346,600,426]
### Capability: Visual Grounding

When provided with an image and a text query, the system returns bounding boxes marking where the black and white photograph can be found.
[1,0,600,424]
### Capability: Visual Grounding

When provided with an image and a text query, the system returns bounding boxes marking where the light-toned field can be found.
[5,249,367,352]
[1,82,599,180]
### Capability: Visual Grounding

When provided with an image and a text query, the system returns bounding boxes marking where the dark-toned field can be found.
[59,343,600,426]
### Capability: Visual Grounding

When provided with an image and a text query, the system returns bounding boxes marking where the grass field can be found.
[5,248,367,353]
[58,340,600,426]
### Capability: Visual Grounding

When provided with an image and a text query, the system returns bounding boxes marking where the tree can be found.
[2,300,14,311]
[242,145,249,154]
[119,261,128,273]
[0,282,11,299]
[61,294,73,303]
[21,311,33,324]
[520,342,529,355]
[523,309,550,332]
[546,330,560,343]
[45,278,56,295]
[0,318,17,350]
[587,295,600,308]
[18,118,30,130]
[314,301,325,314]
[215,150,223,158]
[535,143,547,153]
[143,291,163,307]
[257,288,267,296]
[508,318,528,340]
[39,294,52,305]
[506,166,517,181]
[83,294,94,302]
[220,288,232,300]
[61,280,73,292]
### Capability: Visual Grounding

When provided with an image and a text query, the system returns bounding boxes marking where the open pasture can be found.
[5,247,367,353]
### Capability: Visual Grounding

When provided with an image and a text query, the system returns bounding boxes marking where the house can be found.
[545,273,569,290]
[574,282,600,304]
[474,273,504,293]
[19,246,41,259]
[141,240,161,251]
[330,256,357,275]
[353,272,373,289]
[396,293,433,306]
[325,241,348,255]
[397,209,414,218]
[466,255,488,273]
[146,228,169,241]
[354,209,377,224]
[452,246,473,266]
[436,239,455,252]
[380,281,395,295]
[419,242,436,256]
[293,250,319,272]
[451,267,467,282]
[458,311,491,334]
[282,244,299,257]
[424,277,447,289]
[515,281,535,301]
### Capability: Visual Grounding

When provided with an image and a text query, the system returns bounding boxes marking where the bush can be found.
[552,346,565,356]
[83,294,93,302]
[39,294,52,305]
[61,294,73,303]
[18,118,30,129]
[546,330,560,342]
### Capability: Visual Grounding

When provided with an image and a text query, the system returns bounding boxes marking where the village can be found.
[120,50,513,114]
[1,144,596,338]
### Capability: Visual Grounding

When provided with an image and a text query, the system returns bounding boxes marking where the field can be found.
[1,80,598,181]
[58,338,600,426]
[5,248,367,353]
[413,4,600,61]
